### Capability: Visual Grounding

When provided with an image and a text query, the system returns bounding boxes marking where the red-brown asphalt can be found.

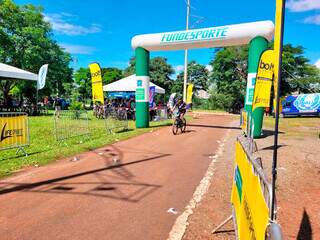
[0,114,235,240]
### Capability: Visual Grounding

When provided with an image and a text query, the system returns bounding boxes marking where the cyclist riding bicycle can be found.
[173,98,187,120]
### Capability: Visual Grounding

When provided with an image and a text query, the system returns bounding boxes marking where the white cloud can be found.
[315,59,320,69]
[110,61,130,68]
[303,14,320,25]
[44,13,101,36]
[174,65,185,73]
[60,44,96,55]
[286,0,320,12]
[205,64,213,72]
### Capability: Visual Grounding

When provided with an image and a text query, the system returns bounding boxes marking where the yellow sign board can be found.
[89,62,104,104]
[231,140,270,239]
[186,83,194,104]
[252,50,274,112]
[0,115,28,149]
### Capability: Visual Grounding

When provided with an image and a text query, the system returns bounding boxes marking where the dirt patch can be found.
[256,128,320,239]
[182,118,320,239]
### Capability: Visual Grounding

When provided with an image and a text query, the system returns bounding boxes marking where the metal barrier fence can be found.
[238,134,273,212]
[214,133,282,239]
[105,109,128,133]
[153,107,168,121]
[0,112,29,155]
[232,135,282,239]
[54,110,90,142]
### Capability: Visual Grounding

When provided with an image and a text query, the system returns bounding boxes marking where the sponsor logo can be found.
[91,70,101,78]
[259,61,274,71]
[0,123,23,142]
[137,80,143,87]
[294,94,320,112]
[161,27,228,43]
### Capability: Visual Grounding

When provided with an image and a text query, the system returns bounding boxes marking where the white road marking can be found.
[167,128,232,240]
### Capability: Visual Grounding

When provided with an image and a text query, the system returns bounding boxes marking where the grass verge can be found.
[263,116,319,138]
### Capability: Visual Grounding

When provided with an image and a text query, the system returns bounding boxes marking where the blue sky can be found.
[14,0,320,73]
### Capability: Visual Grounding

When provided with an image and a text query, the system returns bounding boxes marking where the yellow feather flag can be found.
[89,63,104,105]
[186,83,194,105]
[252,50,274,112]
[273,0,285,108]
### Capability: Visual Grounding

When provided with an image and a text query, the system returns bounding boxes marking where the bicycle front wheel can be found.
[172,119,179,135]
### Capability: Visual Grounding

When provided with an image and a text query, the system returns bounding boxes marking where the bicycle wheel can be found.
[172,119,179,135]
[181,118,187,133]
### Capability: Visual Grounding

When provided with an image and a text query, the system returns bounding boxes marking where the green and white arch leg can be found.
[245,36,269,138]
[135,47,150,128]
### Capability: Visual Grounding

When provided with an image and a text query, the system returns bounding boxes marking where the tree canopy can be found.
[124,56,175,93]
[73,66,123,101]
[207,44,320,111]
[173,61,210,94]
[0,0,73,105]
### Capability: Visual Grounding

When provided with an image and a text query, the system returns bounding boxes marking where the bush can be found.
[206,93,234,111]
[69,101,84,111]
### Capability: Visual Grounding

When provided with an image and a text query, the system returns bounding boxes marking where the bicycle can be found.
[172,114,186,135]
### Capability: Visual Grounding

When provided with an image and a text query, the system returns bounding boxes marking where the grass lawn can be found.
[0,112,173,178]
[263,115,319,138]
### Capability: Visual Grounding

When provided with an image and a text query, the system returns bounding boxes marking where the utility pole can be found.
[183,0,190,102]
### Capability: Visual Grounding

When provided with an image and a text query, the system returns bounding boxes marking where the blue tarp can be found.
[107,92,135,99]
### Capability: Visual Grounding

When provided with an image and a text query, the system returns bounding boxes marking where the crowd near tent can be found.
[103,75,165,96]
[0,63,38,81]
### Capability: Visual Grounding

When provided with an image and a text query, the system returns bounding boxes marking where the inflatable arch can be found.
[131,20,274,135]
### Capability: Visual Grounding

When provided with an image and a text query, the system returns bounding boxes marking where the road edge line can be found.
[167,127,232,240]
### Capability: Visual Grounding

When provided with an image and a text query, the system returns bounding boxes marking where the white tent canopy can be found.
[103,74,165,94]
[0,63,38,81]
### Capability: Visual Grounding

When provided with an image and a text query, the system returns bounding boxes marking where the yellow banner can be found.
[273,0,285,108]
[0,115,28,149]
[252,50,274,112]
[89,62,104,104]
[231,140,269,239]
[186,83,194,104]
[241,111,247,133]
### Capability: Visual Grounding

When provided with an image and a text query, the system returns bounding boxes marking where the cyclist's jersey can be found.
[177,102,187,113]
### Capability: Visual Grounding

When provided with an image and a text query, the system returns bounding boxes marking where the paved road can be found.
[0,114,235,240]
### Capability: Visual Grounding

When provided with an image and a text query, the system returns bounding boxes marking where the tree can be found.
[101,67,123,84]
[124,56,175,93]
[0,0,73,105]
[208,43,320,111]
[150,57,175,92]
[209,46,248,111]
[73,66,123,102]
[74,67,91,101]
[281,44,320,95]
[174,61,210,94]
[123,57,135,77]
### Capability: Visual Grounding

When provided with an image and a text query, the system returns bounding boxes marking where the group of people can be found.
[93,98,136,120]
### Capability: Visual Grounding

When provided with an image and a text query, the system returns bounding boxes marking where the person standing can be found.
[54,97,61,118]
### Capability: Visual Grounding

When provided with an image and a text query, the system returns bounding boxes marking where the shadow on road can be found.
[260,144,288,151]
[260,129,285,138]
[297,209,313,240]
[0,146,170,203]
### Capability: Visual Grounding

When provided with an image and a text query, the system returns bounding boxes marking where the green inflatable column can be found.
[245,36,268,138]
[135,47,150,128]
